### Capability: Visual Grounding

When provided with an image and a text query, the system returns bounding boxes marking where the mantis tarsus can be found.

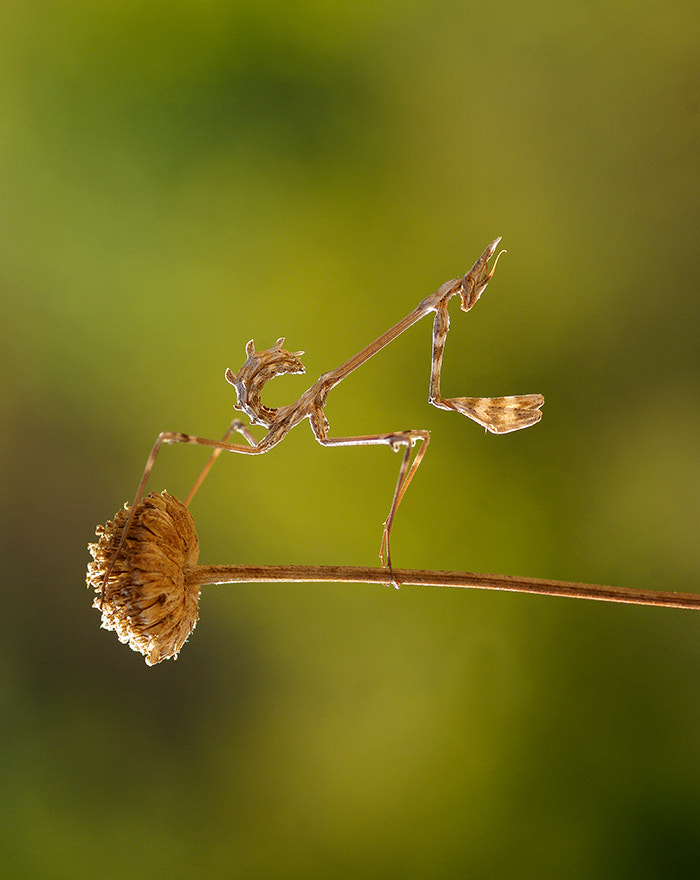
[102,238,543,597]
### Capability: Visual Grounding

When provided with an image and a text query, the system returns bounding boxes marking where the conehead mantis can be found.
[101,238,543,597]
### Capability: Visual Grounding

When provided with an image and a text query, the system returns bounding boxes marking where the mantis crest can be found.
[103,238,543,594]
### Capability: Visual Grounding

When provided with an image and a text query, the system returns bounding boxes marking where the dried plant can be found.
[87,239,700,665]
[87,489,700,665]
[87,493,200,665]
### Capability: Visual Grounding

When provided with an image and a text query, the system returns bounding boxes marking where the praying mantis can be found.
[102,238,543,596]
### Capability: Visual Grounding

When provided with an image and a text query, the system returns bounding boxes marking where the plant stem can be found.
[188,564,700,610]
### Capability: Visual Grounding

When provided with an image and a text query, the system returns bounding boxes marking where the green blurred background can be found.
[2,0,700,876]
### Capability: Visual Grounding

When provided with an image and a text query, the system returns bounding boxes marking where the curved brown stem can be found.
[187,564,700,611]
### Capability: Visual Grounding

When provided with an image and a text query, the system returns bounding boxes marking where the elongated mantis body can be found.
[102,238,543,596]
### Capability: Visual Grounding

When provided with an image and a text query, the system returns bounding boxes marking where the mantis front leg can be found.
[428,300,544,434]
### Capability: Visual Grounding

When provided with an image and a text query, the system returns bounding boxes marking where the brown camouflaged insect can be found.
[101,238,543,597]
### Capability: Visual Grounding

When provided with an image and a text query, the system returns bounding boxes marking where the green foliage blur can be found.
[2,1,700,876]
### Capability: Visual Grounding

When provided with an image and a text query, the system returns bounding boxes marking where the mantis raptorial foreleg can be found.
[428,299,545,433]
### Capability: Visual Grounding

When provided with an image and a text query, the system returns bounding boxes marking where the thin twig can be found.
[188,564,700,611]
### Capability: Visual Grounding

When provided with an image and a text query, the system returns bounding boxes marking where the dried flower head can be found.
[86,491,201,665]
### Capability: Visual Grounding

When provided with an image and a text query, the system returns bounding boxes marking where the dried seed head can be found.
[86,491,201,665]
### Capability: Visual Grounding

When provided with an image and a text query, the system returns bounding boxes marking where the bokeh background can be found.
[2,1,700,877]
